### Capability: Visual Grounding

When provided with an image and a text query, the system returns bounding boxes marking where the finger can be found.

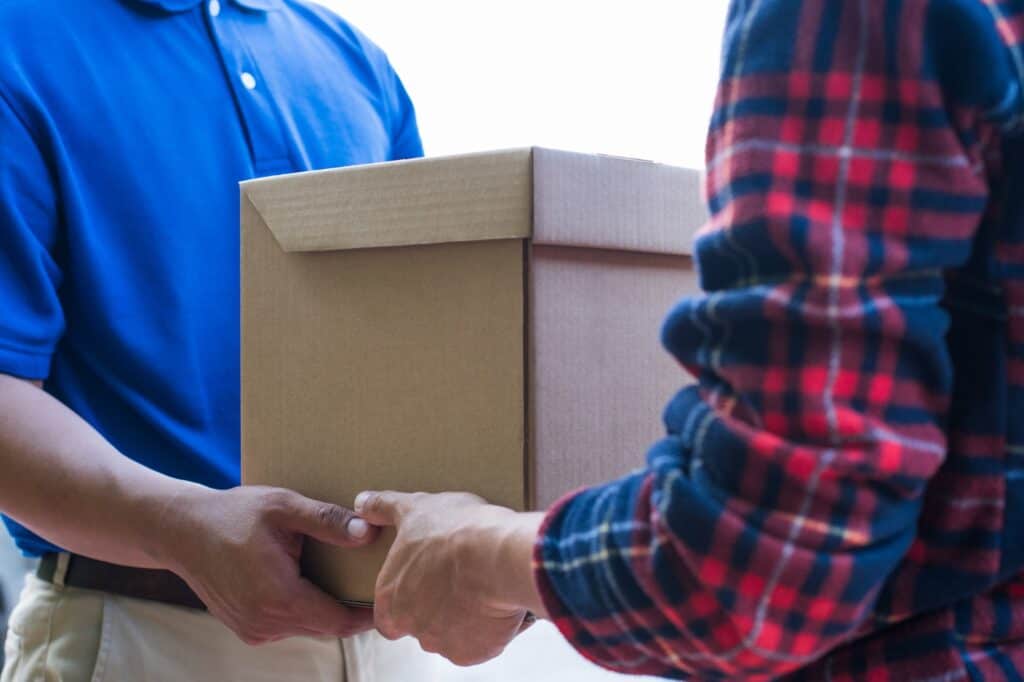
[277,492,378,548]
[353,490,413,527]
[290,579,375,638]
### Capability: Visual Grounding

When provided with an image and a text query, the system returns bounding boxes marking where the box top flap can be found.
[241,148,706,255]
[241,149,534,253]
[532,148,705,256]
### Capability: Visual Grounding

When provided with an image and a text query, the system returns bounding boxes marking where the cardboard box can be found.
[241,148,707,605]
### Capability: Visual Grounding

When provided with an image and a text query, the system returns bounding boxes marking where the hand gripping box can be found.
[241,148,707,605]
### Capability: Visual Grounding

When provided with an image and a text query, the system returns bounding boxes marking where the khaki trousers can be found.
[2,575,439,682]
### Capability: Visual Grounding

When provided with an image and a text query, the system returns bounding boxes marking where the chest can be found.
[33,7,396,299]
[47,8,391,194]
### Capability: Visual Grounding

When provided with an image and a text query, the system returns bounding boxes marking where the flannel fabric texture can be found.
[535,1,1024,679]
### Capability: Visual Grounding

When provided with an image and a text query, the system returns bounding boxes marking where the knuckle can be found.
[260,488,295,517]
[375,614,402,641]
[372,490,403,512]
[316,503,352,528]
[450,532,478,567]
[378,624,402,641]
[361,492,382,514]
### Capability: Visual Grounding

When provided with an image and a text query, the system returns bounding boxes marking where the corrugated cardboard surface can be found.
[532,148,705,255]
[241,148,707,605]
[242,196,527,604]
[242,149,533,253]
[528,246,698,509]
[239,147,707,255]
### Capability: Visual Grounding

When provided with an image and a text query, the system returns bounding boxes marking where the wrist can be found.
[130,478,212,572]
[489,510,547,618]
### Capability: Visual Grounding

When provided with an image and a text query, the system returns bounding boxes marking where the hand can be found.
[355,490,546,666]
[156,485,378,645]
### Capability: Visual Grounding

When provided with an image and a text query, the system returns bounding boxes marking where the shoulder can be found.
[924,0,1020,117]
[0,0,82,127]
[281,0,394,74]
[0,0,79,47]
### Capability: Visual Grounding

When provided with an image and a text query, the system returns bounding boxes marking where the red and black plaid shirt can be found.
[534,1,1024,679]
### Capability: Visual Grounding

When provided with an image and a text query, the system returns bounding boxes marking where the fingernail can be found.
[354,492,371,513]
[347,517,370,539]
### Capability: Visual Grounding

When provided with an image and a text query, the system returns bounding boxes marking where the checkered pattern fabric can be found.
[533,1,1024,679]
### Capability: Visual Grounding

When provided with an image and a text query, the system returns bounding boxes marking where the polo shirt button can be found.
[209,0,220,16]
[240,72,257,90]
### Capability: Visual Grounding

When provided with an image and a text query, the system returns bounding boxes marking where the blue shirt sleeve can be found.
[0,91,64,380]
[313,4,423,161]
[383,63,423,161]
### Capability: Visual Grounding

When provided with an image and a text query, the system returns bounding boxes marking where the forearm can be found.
[0,373,203,568]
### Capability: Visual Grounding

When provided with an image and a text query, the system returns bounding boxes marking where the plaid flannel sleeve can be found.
[533,1,1005,678]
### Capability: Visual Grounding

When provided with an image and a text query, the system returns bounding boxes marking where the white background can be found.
[314,2,730,680]
[324,1,730,169]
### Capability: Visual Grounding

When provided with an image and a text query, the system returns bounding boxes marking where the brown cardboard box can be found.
[240,148,707,605]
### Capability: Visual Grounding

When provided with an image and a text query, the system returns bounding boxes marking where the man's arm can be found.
[355,0,1018,675]
[531,0,1010,677]
[0,374,377,643]
[0,373,196,570]
[0,82,378,644]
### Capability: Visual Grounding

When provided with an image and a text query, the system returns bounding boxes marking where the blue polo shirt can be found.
[0,0,422,556]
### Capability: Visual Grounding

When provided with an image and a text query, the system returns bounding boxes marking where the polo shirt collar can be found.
[233,0,283,10]
[124,0,282,13]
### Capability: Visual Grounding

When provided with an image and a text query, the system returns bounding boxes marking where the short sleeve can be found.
[383,64,424,161]
[0,91,64,379]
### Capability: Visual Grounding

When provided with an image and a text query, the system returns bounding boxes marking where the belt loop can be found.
[52,552,71,587]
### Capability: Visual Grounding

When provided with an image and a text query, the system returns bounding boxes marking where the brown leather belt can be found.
[37,553,206,611]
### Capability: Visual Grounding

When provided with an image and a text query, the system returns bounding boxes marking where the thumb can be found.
[353,490,412,527]
[277,492,379,548]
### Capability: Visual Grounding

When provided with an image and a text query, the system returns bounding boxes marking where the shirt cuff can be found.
[531,469,659,674]
[0,342,52,380]
[533,487,583,605]
[532,486,607,664]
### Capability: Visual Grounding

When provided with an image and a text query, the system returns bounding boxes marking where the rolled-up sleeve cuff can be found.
[531,471,655,673]
[532,487,585,622]
[532,486,612,667]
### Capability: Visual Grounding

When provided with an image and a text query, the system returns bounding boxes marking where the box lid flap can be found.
[532,148,706,256]
[241,149,534,253]
[240,147,707,255]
